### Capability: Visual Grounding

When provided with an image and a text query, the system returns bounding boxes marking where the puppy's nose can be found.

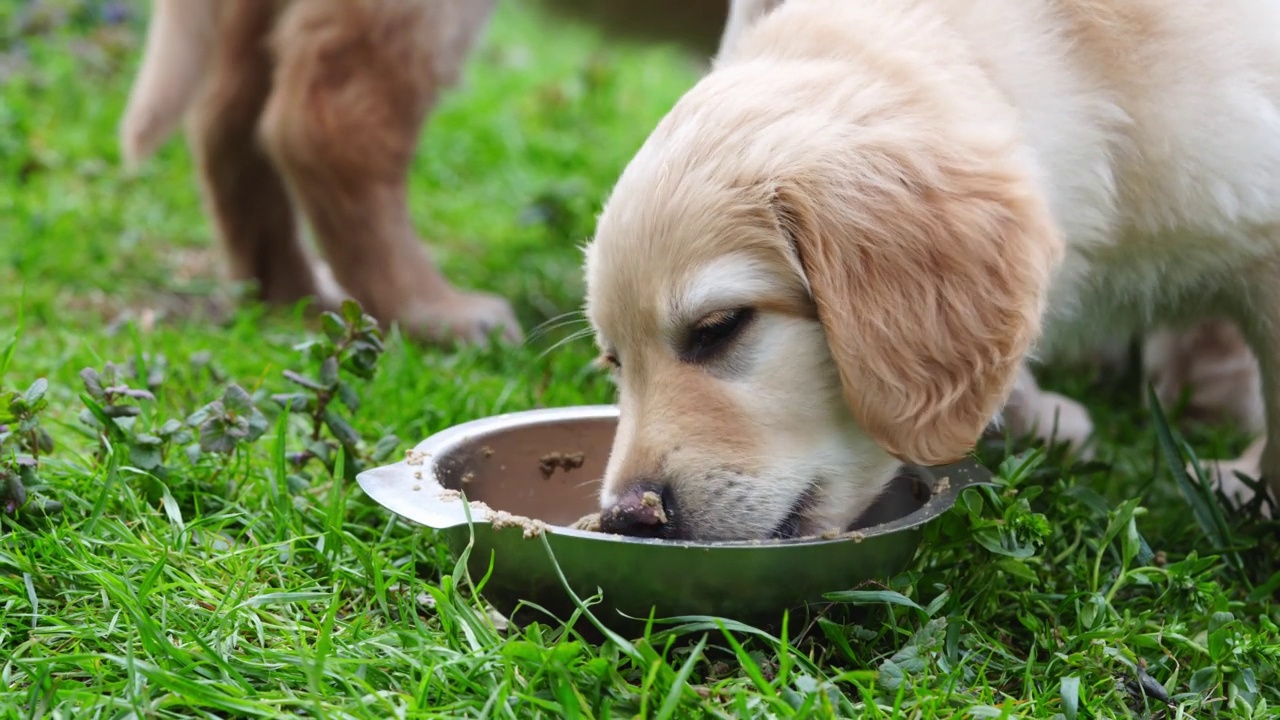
[599,483,671,537]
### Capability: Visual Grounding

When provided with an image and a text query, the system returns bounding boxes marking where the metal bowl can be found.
[356,405,993,633]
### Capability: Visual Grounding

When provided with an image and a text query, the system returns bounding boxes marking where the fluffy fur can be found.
[585,0,1280,540]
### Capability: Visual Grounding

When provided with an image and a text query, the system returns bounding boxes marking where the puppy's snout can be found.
[599,482,673,537]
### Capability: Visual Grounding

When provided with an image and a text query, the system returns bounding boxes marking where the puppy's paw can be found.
[310,259,351,313]
[1188,437,1271,517]
[402,291,524,346]
[1003,385,1095,459]
[1031,390,1095,460]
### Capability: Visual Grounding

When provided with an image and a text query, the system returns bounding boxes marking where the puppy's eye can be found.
[594,352,620,370]
[683,308,754,362]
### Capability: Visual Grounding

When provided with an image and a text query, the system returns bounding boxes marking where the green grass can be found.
[2,1,1279,717]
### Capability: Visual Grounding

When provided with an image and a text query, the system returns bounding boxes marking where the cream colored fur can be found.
[585,0,1280,540]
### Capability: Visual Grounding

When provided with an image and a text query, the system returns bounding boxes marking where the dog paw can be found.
[402,291,524,346]
[1188,437,1271,517]
[310,259,351,312]
[1003,387,1095,459]
[1035,391,1095,459]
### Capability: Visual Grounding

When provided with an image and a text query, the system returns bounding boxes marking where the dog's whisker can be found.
[526,319,589,347]
[530,310,586,338]
[537,327,595,360]
[526,313,590,349]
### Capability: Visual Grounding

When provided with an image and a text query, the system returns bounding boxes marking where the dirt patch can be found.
[538,451,585,479]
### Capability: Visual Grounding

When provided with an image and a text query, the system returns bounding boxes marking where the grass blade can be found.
[824,589,925,614]
[1061,675,1080,720]
[655,635,707,720]
[1146,384,1225,547]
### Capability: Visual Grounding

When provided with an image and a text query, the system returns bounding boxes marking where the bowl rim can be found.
[356,404,996,550]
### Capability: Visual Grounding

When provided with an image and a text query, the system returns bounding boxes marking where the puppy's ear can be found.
[774,148,1061,465]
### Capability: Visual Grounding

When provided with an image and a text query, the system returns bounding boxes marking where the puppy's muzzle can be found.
[599,482,674,538]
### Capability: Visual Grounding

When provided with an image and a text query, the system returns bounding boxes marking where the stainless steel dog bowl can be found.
[356,405,993,632]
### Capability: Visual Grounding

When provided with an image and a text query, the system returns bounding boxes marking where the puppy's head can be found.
[585,64,1060,541]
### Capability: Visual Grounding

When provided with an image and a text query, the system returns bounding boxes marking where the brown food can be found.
[488,509,550,539]
[932,476,952,495]
[570,512,603,532]
[639,490,668,524]
[538,450,585,478]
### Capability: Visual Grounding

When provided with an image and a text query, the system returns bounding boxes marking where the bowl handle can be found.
[859,457,999,536]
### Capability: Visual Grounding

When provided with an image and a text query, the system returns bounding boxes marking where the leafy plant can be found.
[187,384,268,457]
[0,377,58,516]
[272,300,397,481]
[77,358,264,497]
[78,361,156,433]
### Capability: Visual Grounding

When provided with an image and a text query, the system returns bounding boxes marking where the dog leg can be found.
[187,1,323,308]
[1143,317,1271,506]
[1000,365,1095,458]
[1143,318,1264,432]
[120,0,216,168]
[259,0,521,346]
[1223,260,1280,510]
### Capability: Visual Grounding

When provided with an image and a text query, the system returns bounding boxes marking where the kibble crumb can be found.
[933,476,952,495]
[461,472,475,484]
[488,509,550,539]
[571,512,602,532]
[538,451,586,478]
[638,490,670,523]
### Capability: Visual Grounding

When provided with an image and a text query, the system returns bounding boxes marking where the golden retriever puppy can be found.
[584,0,1280,540]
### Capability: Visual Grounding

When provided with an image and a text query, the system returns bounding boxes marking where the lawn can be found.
[1,1,1278,717]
